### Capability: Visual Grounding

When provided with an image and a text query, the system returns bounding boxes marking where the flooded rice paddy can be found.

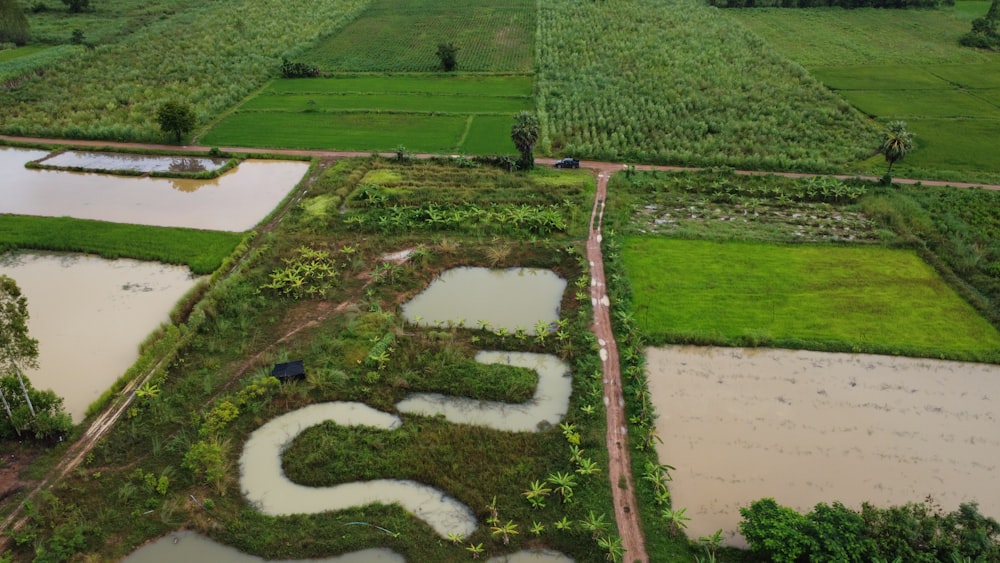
[396,351,571,432]
[1,146,307,231]
[38,150,226,174]
[402,267,566,334]
[646,345,1000,546]
[123,530,404,563]
[1,252,200,422]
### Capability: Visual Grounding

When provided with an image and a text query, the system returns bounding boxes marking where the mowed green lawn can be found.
[203,75,530,153]
[623,237,1000,360]
[731,4,1000,178]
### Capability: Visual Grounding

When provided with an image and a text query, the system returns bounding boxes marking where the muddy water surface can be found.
[402,268,566,334]
[40,150,226,173]
[1,146,307,231]
[646,346,1000,546]
[1,252,200,421]
[122,530,404,563]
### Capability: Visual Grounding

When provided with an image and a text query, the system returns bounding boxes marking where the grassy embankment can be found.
[2,159,629,563]
[731,2,1000,182]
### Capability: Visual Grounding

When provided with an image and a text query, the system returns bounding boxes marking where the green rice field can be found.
[623,237,1000,361]
[202,75,530,153]
[731,3,1000,178]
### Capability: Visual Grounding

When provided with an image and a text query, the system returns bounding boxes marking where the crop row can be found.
[535,0,879,171]
[0,0,370,141]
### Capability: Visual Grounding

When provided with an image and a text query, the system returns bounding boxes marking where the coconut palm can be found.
[879,120,914,183]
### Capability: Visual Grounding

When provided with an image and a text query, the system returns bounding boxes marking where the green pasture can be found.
[202,112,483,153]
[0,46,50,62]
[731,6,993,66]
[298,0,534,72]
[241,93,530,113]
[845,90,1000,119]
[260,75,533,97]
[0,215,243,275]
[204,74,531,153]
[733,6,1000,178]
[21,0,201,45]
[622,237,1000,361]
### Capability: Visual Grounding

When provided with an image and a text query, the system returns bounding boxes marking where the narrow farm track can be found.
[586,165,650,562]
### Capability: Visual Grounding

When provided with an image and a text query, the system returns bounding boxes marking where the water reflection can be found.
[0,252,202,421]
[39,150,227,174]
[1,147,307,231]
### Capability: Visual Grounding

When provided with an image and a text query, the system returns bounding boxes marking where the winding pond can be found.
[402,267,566,334]
[39,150,227,174]
[1,252,201,422]
[122,530,404,563]
[396,351,571,432]
[646,345,1000,546]
[0,146,308,231]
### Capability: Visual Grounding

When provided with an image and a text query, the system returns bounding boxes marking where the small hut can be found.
[271,360,305,383]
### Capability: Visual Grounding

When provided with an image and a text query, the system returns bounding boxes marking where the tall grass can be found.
[0,215,244,274]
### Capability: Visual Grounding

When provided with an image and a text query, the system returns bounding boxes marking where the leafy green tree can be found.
[61,0,89,13]
[436,41,458,72]
[511,111,539,170]
[0,0,30,45]
[156,100,196,143]
[878,120,914,183]
[739,498,814,563]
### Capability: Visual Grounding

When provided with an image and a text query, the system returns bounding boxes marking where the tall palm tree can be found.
[879,121,914,182]
[511,111,540,170]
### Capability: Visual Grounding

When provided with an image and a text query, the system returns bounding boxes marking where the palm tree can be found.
[510,111,540,170]
[879,120,914,183]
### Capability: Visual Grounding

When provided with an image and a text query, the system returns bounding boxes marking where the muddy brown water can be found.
[646,345,1000,546]
[0,252,201,422]
[39,150,226,174]
[401,267,567,334]
[1,147,307,231]
[122,530,404,562]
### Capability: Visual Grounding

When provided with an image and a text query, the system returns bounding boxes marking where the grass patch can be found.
[201,112,470,153]
[0,46,51,62]
[731,6,992,66]
[891,118,1000,173]
[623,237,1000,361]
[260,75,533,97]
[241,93,531,113]
[844,89,1000,118]
[810,65,954,91]
[926,63,1000,89]
[461,114,519,155]
[0,215,243,274]
[298,0,534,72]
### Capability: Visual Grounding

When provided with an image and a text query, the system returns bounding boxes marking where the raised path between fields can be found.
[2,135,998,561]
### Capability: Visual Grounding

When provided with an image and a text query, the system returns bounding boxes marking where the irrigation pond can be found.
[647,345,1000,546]
[401,267,567,334]
[38,150,227,174]
[0,146,308,231]
[0,252,201,421]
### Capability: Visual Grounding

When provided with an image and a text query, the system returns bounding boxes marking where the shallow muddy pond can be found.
[401,267,566,334]
[0,146,307,231]
[646,346,1000,546]
[39,150,226,174]
[1,252,200,422]
[123,530,403,563]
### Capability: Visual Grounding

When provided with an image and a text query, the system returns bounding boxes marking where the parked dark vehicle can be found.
[554,157,580,168]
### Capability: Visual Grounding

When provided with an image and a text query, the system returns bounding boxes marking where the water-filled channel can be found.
[401,267,567,334]
[646,345,1000,546]
[0,252,201,421]
[122,530,404,563]
[0,146,307,231]
[39,150,227,174]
